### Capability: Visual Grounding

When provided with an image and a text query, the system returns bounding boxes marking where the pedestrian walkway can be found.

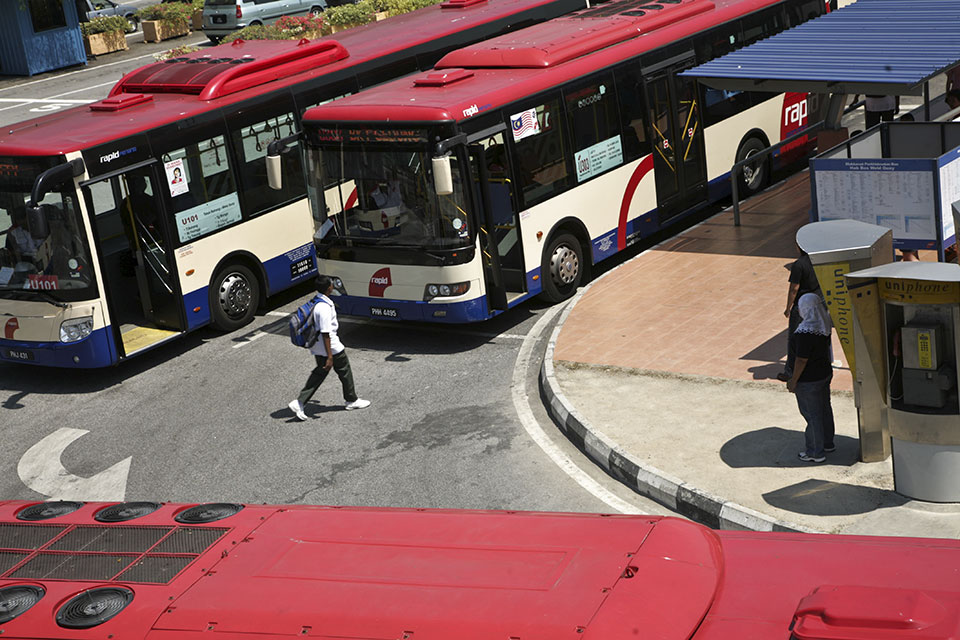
[540,170,960,538]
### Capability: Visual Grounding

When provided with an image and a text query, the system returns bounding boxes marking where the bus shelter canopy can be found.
[680,0,960,97]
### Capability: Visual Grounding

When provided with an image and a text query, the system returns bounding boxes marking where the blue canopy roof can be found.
[681,0,960,96]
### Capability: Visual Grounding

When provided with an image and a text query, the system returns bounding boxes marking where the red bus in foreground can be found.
[0,500,957,639]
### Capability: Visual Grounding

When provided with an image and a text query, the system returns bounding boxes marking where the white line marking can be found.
[17,428,131,501]
[0,40,207,94]
[266,311,289,317]
[512,304,645,514]
[232,330,268,348]
[0,98,95,105]
[48,80,118,98]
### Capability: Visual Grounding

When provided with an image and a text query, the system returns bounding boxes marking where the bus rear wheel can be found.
[211,264,259,331]
[540,232,583,303]
[737,137,768,195]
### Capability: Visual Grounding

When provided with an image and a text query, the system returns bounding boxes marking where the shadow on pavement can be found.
[763,478,909,517]
[720,426,860,469]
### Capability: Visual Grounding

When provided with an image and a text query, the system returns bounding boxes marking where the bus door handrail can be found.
[729,98,866,226]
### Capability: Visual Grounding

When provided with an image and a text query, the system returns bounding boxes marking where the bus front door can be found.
[469,134,526,312]
[646,66,707,223]
[83,165,183,358]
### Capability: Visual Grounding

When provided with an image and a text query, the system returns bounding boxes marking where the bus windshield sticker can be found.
[510,108,541,141]
[175,193,242,243]
[0,267,13,286]
[575,135,623,183]
[165,158,189,197]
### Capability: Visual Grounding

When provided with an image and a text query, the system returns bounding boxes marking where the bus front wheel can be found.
[540,232,583,303]
[211,264,259,331]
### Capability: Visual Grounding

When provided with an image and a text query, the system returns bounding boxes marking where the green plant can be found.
[323,1,374,26]
[137,2,192,28]
[191,0,204,9]
[154,43,201,60]
[80,15,128,35]
[224,24,283,40]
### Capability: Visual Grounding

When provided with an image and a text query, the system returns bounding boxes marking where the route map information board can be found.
[813,158,936,242]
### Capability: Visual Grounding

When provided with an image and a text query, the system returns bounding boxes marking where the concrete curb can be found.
[539,281,817,534]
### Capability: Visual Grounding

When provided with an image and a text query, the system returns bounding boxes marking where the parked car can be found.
[80,0,140,32]
[202,0,327,43]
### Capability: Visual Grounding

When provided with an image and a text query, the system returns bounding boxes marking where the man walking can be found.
[289,275,370,420]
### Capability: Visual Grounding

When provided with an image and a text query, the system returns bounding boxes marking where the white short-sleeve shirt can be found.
[308,294,345,357]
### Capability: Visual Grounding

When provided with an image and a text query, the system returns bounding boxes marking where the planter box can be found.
[142,19,191,43]
[83,30,129,56]
[192,10,203,30]
[373,11,388,20]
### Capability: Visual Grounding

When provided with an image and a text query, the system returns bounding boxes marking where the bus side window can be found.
[563,72,622,184]
[161,135,241,244]
[507,95,569,207]
[614,64,651,163]
[231,111,305,217]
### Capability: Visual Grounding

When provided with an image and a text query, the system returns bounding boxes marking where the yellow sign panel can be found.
[813,261,854,374]
[917,330,932,369]
[878,279,960,305]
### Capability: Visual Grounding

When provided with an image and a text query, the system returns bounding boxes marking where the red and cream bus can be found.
[0,499,956,639]
[0,0,584,368]
[296,0,833,322]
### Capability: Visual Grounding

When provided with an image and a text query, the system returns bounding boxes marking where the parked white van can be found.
[202,0,327,42]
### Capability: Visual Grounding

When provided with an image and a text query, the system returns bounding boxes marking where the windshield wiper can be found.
[0,287,67,308]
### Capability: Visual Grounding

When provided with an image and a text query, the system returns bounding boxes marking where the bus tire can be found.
[736,137,768,195]
[210,264,260,331]
[540,232,583,303]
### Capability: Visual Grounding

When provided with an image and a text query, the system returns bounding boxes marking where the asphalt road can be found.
[0,282,673,516]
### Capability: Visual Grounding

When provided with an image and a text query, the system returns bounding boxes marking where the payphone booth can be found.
[796,220,893,463]
[845,263,960,502]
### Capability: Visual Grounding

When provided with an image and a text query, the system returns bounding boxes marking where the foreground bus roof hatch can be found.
[436,0,713,69]
[791,585,960,640]
[109,39,350,101]
[414,69,475,86]
[440,0,487,9]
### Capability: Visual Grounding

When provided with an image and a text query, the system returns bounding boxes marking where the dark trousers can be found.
[795,376,836,456]
[865,109,894,129]
[297,350,357,406]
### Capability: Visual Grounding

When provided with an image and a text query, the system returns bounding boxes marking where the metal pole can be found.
[731,170,740,226]
[924,81,930,121]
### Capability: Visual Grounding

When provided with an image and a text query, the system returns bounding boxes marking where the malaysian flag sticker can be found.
[510,108,541,141]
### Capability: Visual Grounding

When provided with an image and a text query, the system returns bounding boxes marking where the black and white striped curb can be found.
[539,287,816,534]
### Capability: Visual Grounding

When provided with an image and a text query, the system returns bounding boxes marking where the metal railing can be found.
[729,98,865,226]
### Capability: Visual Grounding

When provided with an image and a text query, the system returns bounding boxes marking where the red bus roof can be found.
[0,0,581,157]
[302,0,789,126]
[0,501,958,640]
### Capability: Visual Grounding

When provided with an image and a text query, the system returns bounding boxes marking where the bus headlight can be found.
[60,317,94,343]
[423,282,470,301]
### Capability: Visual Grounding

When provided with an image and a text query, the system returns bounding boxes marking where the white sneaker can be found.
[288,400,308,421]
[345,398,371,410]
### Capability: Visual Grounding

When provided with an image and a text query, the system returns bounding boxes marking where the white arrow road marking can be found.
[17,428,131,501]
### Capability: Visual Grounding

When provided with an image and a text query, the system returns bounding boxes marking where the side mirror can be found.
[266,154,282,191]
[432,155,453,196]
[26,205,50,240]
[266,133,302,191]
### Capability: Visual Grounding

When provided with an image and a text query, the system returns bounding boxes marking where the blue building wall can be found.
[0,0,86,76]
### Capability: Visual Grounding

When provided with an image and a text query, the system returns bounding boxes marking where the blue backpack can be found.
[289,295,322,348]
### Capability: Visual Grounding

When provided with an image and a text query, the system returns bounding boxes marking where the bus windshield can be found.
[309,138,472,252]
[0,156,95,301]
